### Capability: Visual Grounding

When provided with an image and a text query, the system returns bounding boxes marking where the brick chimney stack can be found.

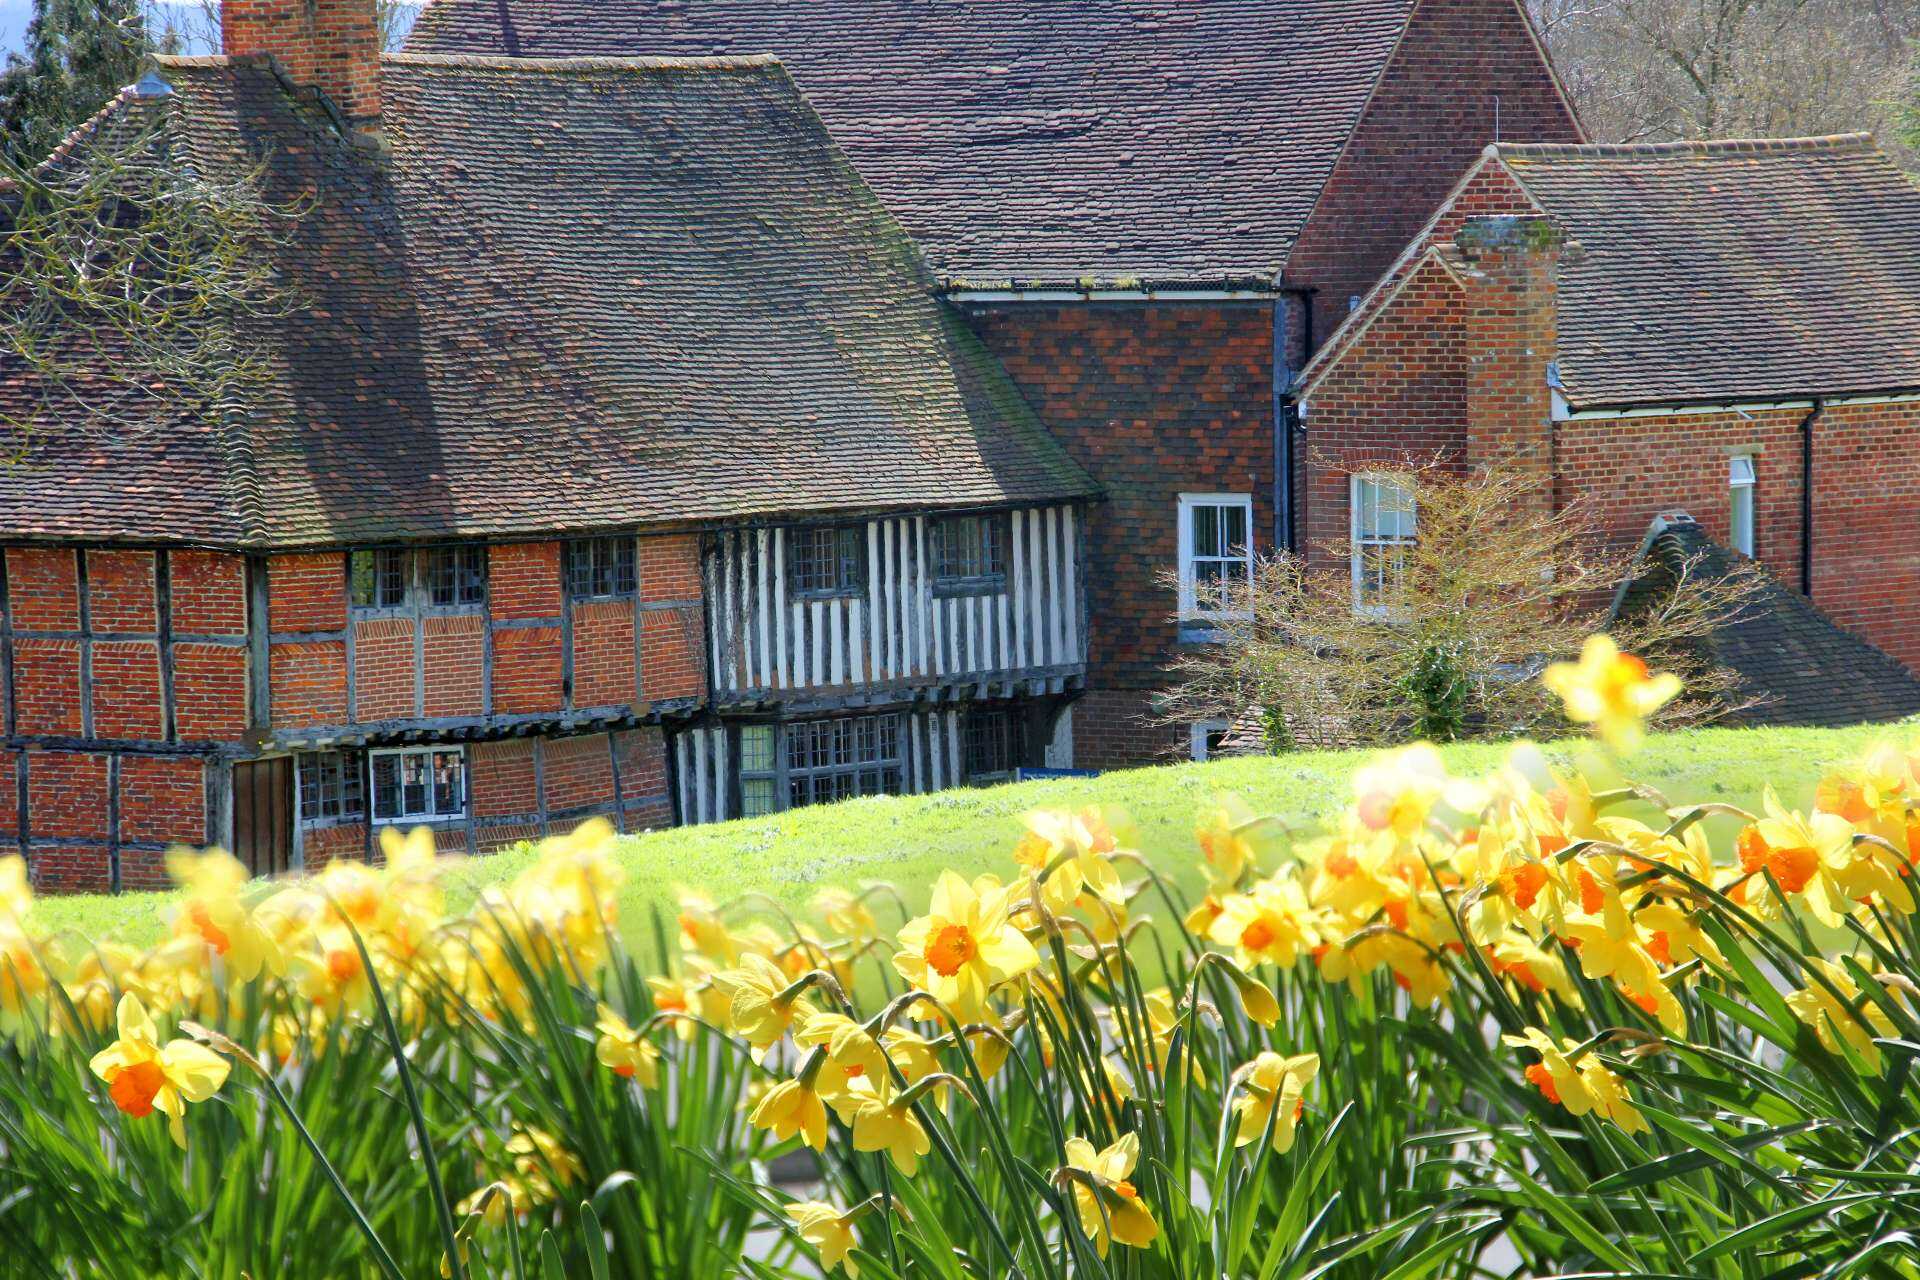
[223,0,382,138]
[1456,215,1567,509]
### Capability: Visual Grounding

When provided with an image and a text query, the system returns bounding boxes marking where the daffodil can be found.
[1208,874,1318,969]
[1504,1027,1647,1133]
[1013,809,1125,913]
[1062,1133,1159,1257]
[169,848,285,983]
[713,952,818,1059]
[893,872,1039,1021]
[850,1095,931,1174]
[594,1004,662,1087]
[1788,960,1896,1072]
[811,886,879,940]
[1542,634,1680,752]
[751,1075,832,1150]
[785,1200,861,1276]
[1232,1051,1319,1153]
[88,993,230,1147]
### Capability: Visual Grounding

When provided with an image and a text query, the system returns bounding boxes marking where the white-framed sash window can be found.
[1729,454,1756,557]
[1177,493,1254,618]
[1350,474,1416,615]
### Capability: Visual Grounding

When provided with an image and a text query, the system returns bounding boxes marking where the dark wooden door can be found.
[232,758,293,878]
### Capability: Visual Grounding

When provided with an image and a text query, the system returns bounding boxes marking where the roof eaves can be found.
[1294,243,1462,395]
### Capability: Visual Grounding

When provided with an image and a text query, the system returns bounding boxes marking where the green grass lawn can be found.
[28,720,1911,952]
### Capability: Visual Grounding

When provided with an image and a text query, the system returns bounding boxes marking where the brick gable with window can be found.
[1295,139,1920,718]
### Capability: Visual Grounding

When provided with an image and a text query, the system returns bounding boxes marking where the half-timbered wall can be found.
[705,505,1084,700]
[673,706,995,826]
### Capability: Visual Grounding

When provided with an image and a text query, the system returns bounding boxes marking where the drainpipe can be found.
[1273,297,1291,554]
[1288,291,1318,555]
[1798,398,1825,597]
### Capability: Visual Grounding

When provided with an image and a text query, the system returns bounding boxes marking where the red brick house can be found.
[1294,136,1920,722]
[407,0,1585,764]
[0,6,1098,888]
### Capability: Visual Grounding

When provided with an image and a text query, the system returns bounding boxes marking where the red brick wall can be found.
[573,599,638,708]
[6,548,78,630]
[1074,689,1187,769]
[1286,0,1581,318]
[1301,254,1472,566]
[353,617,416,721]
[12,640,82,735]
[423,614,485,716]
[472,738,539,817]
[174,644,248,741]
[303,822,366,870]
[88,550,156,632]
[493,625,565,714]
[171,551,248,636]
[544,732,613,814]
[27,751,108,842]
[269,553,347,632]
[91,641,165,739]
[271,642,349,727]
[638,535,707,703]
[223,0,383,125]
[614,727,671,829]
[968,304,1275,690]
[490,542,563,620]
[118,755,206,888]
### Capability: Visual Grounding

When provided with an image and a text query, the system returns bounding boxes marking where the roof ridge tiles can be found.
[382,51,784,74]
[1494,133,1876,160]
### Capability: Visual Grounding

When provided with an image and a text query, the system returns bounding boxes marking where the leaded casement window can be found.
[787,714,903,807]
[931,515,1008,593]
[369,746,466,824]
[1176,493,1254,618]
[296,750,364,827]
[789,525,865,598]
[567,537,638,599]
[349,546,488,612]
[1729,454,1757,557]
[349,548,409,610]
[425,546,488,608]
[1349,475,1416,616]
[738,724,781,818]
[963,707,1017,783]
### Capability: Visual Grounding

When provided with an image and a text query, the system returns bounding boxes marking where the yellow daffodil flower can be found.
[893,872,1038,1022]
[1062,1132,1159,1257]
[594,1004,662,1087]
[785,1200,861,1276]
[1232,1051,1319,1153]
[88,993,230,1148]
[1542,634,1680,752]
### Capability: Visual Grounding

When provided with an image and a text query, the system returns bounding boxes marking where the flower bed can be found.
[4,638,1919,1277]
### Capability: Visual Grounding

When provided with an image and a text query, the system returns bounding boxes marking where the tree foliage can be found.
[1161,462,1763,751]
[0,0,156,166]
[1529,0,1920,164]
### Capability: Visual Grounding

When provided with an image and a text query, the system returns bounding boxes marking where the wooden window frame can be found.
[368,744,467,825]
[1177,493,1254,620]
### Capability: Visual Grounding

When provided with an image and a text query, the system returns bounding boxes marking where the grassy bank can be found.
[30,719,1907,949]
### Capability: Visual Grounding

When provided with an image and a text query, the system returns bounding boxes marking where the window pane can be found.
[742,778,776,817]
[372,755,399,820]
[1220,504,1247,552]
[740,724,776,773]
[432,751,464,816]
[1193,505,1221,558]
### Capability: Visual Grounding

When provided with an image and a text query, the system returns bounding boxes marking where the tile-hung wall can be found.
[703,504,1084,698]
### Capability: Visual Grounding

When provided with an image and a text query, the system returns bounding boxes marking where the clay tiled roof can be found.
[1495,136,1920,409]
[406,0,1422,288]
[0,53,1095,548]
[1618,518,1920,729]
